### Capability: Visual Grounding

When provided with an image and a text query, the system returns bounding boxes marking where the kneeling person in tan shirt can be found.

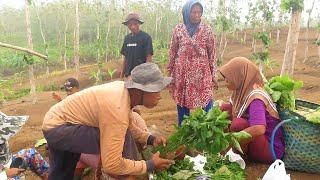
[42,63,174,180]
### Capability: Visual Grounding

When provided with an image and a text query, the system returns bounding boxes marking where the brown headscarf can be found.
[219,57,279,119]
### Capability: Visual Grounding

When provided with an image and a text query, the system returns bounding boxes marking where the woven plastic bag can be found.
[262,160,290,180]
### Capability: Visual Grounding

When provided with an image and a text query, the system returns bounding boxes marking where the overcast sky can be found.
[1,0,319,24]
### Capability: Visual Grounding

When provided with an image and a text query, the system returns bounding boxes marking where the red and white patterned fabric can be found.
[167,22,217,109]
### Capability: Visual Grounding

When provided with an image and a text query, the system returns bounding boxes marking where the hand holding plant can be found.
[153,136,167,147]
[6,168,25,178]
[151,152,175,171]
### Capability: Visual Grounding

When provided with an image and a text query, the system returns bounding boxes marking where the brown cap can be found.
[122,13,144,25]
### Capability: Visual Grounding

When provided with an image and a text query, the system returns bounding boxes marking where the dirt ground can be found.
[1,28,320,179]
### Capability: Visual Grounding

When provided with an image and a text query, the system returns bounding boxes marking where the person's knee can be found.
[230,118,249,132]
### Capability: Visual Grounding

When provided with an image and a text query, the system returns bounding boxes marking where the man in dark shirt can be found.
[121,13,153,78]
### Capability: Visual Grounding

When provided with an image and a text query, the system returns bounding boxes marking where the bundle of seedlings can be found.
[265,75,320,124]
[153,107,251,159]
[152,153,245,180]
[264,75,303,110]
[149,105,253,179]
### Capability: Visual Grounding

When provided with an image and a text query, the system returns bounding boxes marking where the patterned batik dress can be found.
[167,22,217,109]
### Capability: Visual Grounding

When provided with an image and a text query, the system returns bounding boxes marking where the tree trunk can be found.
[220,36,228,59]
[318,35,320,60]
[105,10,111,62]
[158,15,163,38]
[303,0,316,63]
[96,23,100,64]
[252,28,256,52]
[25,0,36,101]
[307,0,316,29]
[73,28,76,54]
[74,0,80,79]
[303,29,309,63]
[57,27,63,67]
[35,5,50,78]
[218,32,226,60]
[318,45,320,61]
[232,31,236,43]
[96,20,101,84]
[243,31,246,44]
[166,16,170,44]
[259,62,264,74]
[116,26,122,51]
[281,11,302,77]
[252,38,256,53]
[155,16,158,40]
[276,29,280,44]
[269,32,272,39]
[63,7,69,71]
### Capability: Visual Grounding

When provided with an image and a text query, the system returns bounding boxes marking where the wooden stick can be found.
[0,42,48,60]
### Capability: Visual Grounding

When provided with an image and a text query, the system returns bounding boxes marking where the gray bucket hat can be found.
[125,63,172,92]
[122,13,144,25]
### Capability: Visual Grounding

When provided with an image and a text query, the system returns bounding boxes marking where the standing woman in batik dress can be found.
[167,0,217,126]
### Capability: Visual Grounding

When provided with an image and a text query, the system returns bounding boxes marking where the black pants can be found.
[43,124,100,180]
[43,124,140,180]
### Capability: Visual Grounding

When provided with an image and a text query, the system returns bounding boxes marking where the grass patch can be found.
[1,88,31,101]
[0,83,60,102]
[38,83,60,91]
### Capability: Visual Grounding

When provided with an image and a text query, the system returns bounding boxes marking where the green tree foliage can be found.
[254,32,272,48]
[280,0,304,12]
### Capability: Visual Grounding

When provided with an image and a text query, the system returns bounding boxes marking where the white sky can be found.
[1,0,319,24]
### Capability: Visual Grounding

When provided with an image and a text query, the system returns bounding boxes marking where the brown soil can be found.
[1,28,320,179]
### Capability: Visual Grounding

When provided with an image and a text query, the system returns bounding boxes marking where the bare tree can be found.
[216,0,228,60]
[25,0,36,101]
[276,12,283,44]
[34,1,50,78]
[280,0,304,77]
[105,2,112,62]
[303,0,316,63]
[317,22,320,60]
[95,0,103,84]
[62,1,70,71]
[74,0,80,79]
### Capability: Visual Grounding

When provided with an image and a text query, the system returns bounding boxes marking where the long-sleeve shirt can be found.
[42,81,150,175]
[167,22,217,109]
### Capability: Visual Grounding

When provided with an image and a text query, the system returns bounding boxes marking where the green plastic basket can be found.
[275,100,320,174]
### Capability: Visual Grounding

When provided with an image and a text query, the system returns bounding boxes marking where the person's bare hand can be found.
[52,92,62,102]
[6,168,25,178]
[152,152,175,170]
[153,136,167,147]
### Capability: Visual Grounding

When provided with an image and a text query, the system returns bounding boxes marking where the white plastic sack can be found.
[262,159,290,180]
[0,111,29,141]
[225,148,246,169]
[188,155,207,174]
